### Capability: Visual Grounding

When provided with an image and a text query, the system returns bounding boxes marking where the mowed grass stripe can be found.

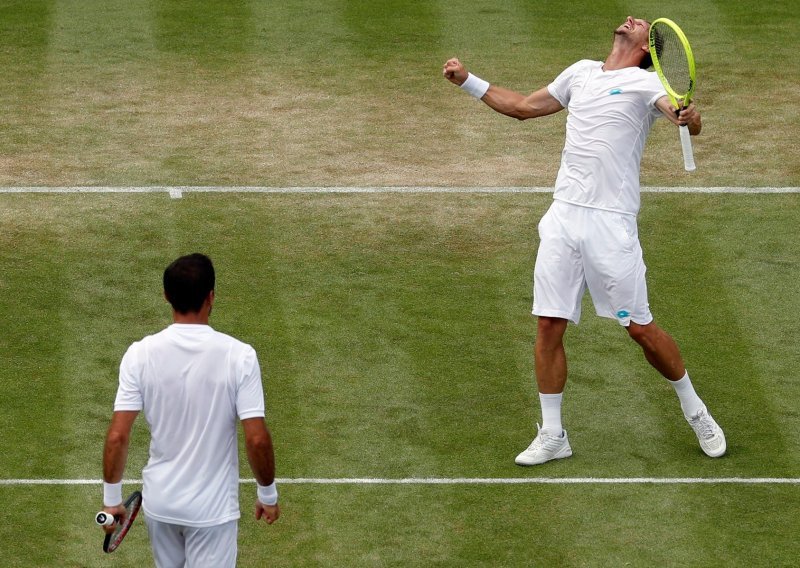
[644,195,800,476]
[0,200,69,480]
[702,195,800,473]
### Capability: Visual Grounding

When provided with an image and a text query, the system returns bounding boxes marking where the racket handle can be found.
[679,125,696,172]
[96,512,115,526]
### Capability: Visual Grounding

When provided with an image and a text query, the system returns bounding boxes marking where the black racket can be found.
[95,490,142,553]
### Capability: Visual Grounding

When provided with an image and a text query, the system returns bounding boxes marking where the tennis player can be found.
[443,16,725,464]
[100,253,279,566]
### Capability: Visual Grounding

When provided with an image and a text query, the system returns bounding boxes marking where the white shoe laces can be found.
[528,425,561,451]
[688,410,715,439]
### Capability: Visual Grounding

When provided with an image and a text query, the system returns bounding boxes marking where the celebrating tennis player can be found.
[100,253,279,566]
[443,16,725,464]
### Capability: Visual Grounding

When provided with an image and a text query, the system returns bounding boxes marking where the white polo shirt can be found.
[114,324,265,528]
[547,60,666,216]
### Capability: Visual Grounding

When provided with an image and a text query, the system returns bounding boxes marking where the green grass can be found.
[1,0,799,566]
[0,0,798,187]
[1,193,799,566]
[2,484,798,567]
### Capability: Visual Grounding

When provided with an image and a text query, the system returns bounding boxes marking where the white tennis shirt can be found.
[547,60,667,216]
[114,324,265,528]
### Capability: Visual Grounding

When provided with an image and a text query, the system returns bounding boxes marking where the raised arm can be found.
[443,57,563,120]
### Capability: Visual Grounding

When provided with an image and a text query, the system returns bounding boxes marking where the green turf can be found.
[1,0,799,566]
[1,483,798,567]
[1,193,798,566]
[0,0,798,187]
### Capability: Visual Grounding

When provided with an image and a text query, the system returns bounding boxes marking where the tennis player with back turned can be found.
[100,253,279,566]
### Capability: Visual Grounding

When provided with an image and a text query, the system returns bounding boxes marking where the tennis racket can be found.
[95,490,142,553]
[649,18,697,172]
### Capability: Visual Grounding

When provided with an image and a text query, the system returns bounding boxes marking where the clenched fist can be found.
[442,58,469,86]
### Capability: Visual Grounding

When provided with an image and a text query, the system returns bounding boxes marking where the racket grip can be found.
[96,512,115,526]
[679,125,696,172]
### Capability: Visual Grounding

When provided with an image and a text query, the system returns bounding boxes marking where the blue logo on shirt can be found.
[616,310,630,319]
[609,88,623,95]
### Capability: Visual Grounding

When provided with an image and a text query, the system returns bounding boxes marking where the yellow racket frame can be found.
[649,18,696,108]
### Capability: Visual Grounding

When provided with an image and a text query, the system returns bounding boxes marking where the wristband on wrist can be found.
[257,482,278,506]
[103,481,123,507]
[460,73,490,99]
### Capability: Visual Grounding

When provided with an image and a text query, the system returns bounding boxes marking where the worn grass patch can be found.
[0,0,798,187]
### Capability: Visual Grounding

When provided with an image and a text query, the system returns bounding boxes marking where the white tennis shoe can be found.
[515,425,572,466]
[686,405,726,457]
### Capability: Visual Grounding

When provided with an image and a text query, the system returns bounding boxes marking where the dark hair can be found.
[640,21,663,69]
[163,253,215,314]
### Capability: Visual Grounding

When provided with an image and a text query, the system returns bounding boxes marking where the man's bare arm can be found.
[103,411,139,483]
[243,417,276,485]
[443,57,563,120]
[482,85,564,120]
[242,417,280,524]
[100,410,138,532]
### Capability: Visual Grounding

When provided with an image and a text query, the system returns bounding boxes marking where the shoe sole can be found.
[701,438,726,458]
[514,447,573,466]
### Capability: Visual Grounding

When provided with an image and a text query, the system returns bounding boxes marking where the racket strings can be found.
[652,24,691,100]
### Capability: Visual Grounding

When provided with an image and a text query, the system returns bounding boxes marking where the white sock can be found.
[539,393,563,435]
[669,371,704,417]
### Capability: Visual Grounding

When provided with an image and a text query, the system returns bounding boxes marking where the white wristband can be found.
[103,481,123,507]
[257,482,278,506]
[460,73,490,99]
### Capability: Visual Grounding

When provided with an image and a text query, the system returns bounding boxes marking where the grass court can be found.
[1,1,799,566]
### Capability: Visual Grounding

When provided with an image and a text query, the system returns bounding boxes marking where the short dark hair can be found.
[163,253,215,314]
[640,21,663,69]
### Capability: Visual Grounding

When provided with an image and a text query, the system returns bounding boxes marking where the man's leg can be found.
[625,321,685,381]
[145,516,186,568]
[535,316,569,434]
[184,519,238,568]
[535,316,569,394]
[515,316,573,466]
[626,321,726,457]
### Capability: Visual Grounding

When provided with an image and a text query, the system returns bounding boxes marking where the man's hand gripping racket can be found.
[95,490,142,553]
[649,18,697,171]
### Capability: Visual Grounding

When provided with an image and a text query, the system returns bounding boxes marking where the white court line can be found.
[2,477,799,486]
[0,186,798,196]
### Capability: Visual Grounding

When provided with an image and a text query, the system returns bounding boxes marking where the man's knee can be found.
[627,321,647,340]
[626,321,661,349]
[536,316,568,347]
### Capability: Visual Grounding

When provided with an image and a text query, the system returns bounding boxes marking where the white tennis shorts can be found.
[532,200,653,326]
[145,515,238,568]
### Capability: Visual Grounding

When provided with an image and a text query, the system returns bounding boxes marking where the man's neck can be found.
[603,52,638,71]
[603,38,643,71]
[173,311,210,325]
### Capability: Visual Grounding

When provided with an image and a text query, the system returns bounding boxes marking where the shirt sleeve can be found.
[114,343,144,411]
[547,60,587,108]
[236,346,266,420]
[645,72,668,117]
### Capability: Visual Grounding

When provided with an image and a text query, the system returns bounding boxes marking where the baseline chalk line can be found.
[2,477,799,486]
[0,186,798,197]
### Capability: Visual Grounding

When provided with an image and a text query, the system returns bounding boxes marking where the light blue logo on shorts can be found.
[609,88,623,95]
[616,310,630,319]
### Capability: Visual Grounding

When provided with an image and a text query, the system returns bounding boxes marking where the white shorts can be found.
[145,515,238,568]
[532,200,653,326]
